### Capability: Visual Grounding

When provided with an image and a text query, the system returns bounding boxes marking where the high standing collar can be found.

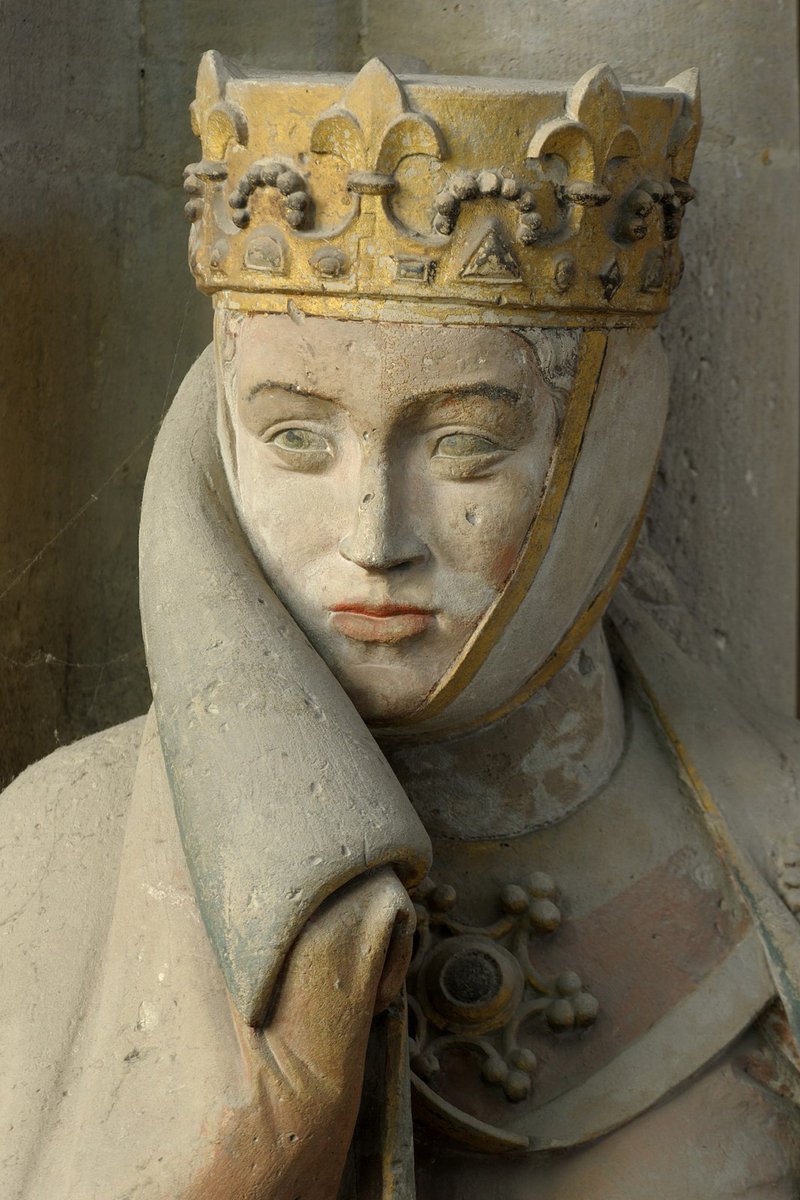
[139,346,431,1025]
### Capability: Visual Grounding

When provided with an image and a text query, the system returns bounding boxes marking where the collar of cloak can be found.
[139,346,431,1026]
[139,345,800,1045]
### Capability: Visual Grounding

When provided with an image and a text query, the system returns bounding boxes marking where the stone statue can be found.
[3,53,800,1199]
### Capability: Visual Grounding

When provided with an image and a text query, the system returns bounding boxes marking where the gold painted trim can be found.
[378,483,651,746]
[610,592,800,1040]
[610,608,743,870]
[214,291,662,330]
[444,498,648,739]
[191,59,700,325]
[373,331,608,731]
[379,989,417,1198]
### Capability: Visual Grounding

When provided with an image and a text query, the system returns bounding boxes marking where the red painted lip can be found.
[329,602,434,617]
[328,603,436,643]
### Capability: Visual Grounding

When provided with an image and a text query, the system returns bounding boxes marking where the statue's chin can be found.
[335,660,435,725]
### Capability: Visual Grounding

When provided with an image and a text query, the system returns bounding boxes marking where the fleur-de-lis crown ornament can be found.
[185,53,700,327]
[310,56,446,195]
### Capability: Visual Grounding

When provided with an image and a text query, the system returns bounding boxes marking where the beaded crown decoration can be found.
[184,53,700,328]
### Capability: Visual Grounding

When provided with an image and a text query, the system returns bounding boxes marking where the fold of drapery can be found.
[139,345,431,1028]
[1,706,418,1199]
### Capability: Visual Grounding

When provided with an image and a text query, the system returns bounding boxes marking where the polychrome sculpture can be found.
[3,53,799,1199]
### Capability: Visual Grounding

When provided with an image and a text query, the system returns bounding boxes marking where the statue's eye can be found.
[434,433,500,457]
[269,428,329,453]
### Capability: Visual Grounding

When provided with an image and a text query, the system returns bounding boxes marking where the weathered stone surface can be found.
[1,45,799,1194]
[0,0,361,783]
[2,2,797,782]
[363,0,800,711]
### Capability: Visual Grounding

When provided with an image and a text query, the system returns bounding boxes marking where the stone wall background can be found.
[0,0,360,781]
[1,0,797,783]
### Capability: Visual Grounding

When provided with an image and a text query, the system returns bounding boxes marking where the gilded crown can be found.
[184,53,700,328]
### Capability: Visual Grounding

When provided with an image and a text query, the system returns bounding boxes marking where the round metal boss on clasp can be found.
[419,934,524,1034]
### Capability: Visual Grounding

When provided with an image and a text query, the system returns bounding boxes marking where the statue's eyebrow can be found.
[239,380,524,414]
[411,383,523,408]
[241,380,340,407]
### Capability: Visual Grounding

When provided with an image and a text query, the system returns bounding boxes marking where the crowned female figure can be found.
[3,53,800,1200]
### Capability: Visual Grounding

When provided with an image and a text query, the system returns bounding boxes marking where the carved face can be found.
[218,313,558,721]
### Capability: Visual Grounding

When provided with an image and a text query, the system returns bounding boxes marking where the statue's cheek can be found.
[424,472,541,589]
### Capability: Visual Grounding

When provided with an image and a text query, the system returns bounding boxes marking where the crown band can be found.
[186,54,701,327]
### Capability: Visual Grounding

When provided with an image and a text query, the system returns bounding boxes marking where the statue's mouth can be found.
[328,603,435,644]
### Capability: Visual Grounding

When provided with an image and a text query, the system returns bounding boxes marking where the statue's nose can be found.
[338,462,428,572]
